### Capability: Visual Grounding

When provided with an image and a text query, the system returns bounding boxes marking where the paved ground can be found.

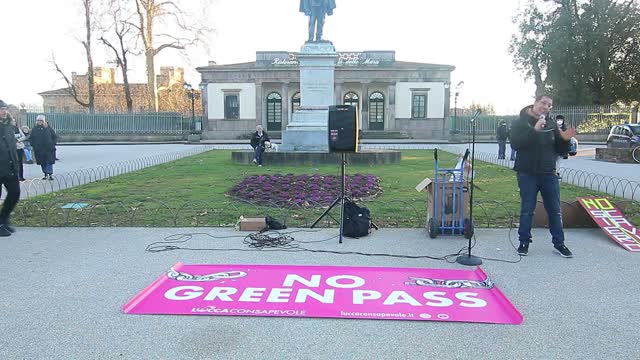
[1,227,637,359]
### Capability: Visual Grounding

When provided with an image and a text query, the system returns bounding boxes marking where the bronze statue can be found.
[299,0,337,42]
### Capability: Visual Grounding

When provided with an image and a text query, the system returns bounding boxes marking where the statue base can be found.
[280,108,329,152]
[280,41,337,153]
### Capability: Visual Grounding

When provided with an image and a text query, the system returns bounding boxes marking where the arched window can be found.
[369,92,385,130]
[292,92,301,113]
[343,92,359,111]
[266,92,282,131]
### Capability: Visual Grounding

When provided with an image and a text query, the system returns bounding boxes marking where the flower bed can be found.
[228,173,383,208]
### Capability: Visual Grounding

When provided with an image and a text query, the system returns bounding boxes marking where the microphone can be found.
[469,109,482,123]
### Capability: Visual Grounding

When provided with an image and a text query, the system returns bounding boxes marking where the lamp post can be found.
[183,82,197,134]
[454,81,464,124]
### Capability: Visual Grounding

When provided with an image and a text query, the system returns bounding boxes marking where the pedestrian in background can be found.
[21,126,33,164]
[496,120,509,159]
[30,114,57,180]
[11,118,26,181]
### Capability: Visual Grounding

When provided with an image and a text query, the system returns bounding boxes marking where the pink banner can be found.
[578,197,640,252]
[124,264,522,324]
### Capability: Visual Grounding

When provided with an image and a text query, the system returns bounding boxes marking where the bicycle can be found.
[633,145,640,164]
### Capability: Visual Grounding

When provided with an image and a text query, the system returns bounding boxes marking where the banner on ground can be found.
[578,197,640,252]
[123,263,523,325]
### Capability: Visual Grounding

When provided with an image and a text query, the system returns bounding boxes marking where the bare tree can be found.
[133,0,212,112]
[99,0,139,113]
[51,0,97,113]
[51,55,90,110]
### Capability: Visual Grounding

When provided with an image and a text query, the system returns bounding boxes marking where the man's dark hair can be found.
[535,94,553,102]
[555,115,565,120]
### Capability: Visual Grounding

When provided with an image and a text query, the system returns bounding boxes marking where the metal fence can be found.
[449,105,636,136]
[449,115,518,135]
[18,112,198,135]
[552,105,633,134]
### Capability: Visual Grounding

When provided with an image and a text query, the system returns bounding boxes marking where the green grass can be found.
[15,150,640,227]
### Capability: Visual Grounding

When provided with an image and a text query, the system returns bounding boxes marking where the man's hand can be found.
[559,127,577,141]
[534,117,547,132]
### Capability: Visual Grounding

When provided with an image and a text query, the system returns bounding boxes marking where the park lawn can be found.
[15,150,640,227]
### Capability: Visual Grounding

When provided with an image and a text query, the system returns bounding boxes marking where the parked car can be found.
[606,124,640,148]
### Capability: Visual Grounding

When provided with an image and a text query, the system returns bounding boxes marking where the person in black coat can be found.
[496,120,509,159]
[29,115,57,180]
[250,125,270,167]
[0,99,21,236]
[510,95,576,258]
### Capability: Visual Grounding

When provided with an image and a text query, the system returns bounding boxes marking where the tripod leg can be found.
[311,196,341,228]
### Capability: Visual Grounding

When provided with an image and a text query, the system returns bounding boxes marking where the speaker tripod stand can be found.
[311,152,378,243]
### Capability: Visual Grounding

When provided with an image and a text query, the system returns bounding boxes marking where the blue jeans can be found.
[254,146,265,165]
[24,147,33,162]
[517,173,565,246]
[497,140,506,159]
[40,163,53,175]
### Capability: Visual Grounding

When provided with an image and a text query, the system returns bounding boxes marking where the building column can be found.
[201,84,210,131]
[335,82,343,106]
[281,82,289,129]
[255,82,263,127]
[361,82,370,130]
[443,82,452,138]
[387,83,396,131]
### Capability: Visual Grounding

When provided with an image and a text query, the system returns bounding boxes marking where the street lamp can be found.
[454,81,464,124]
[183,82,198,134]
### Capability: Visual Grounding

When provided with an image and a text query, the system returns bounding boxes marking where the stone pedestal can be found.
[280,42,338,152]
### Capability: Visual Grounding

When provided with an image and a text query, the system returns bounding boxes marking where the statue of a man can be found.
[299,0,337,42]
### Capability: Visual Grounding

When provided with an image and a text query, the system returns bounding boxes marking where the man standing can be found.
[496,120,508,159]
[299,0,336,42]
[510,95,576,258]
[0,100,21,236]
[30,115,57,180]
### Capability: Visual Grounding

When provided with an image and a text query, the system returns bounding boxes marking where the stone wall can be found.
[595,148,637,163]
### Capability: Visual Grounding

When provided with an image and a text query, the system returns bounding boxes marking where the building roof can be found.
[38,88,73,96]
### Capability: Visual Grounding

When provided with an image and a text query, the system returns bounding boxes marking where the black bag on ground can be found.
[342,201,371,238]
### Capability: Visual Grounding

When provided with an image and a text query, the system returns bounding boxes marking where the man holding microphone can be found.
[510,95,577,258]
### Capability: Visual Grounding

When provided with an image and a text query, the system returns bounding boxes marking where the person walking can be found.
[0,99,21,236]
[12,119,27,181]
[21,126,33,164]
[30,115,57,180]
[496,120,508,159]
[510,94,577,258]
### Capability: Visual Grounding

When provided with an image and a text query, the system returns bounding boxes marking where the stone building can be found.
[197,51,455,140]
[39,67,188,113]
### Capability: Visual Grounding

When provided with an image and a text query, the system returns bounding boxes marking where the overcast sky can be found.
[0,0,534,114]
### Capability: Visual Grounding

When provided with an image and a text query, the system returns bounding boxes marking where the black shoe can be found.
[517,242,529,256]
[42,175,48,180]
[19,178,26,181]
[554,245,573,258]
[48,175,54,180]
[4,224,15,233]
[0,225,12,237]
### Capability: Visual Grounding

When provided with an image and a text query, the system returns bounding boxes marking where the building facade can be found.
[197,51,455,140]
[39,66,193,114]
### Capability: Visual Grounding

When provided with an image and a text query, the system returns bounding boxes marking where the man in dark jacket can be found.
[250,125,270,167]
[510,94,576,258]
[496,120,509,159]
[0,99,21,236]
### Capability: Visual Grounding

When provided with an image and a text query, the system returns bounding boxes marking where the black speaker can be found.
[328,105,359,152]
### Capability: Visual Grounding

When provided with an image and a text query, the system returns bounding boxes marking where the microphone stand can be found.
[456,109,483,266]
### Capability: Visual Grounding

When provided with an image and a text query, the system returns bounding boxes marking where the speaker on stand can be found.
[311,105,372,243]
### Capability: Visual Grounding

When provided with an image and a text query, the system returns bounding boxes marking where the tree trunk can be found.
[84,0,95,113]
[146,48,157,112]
